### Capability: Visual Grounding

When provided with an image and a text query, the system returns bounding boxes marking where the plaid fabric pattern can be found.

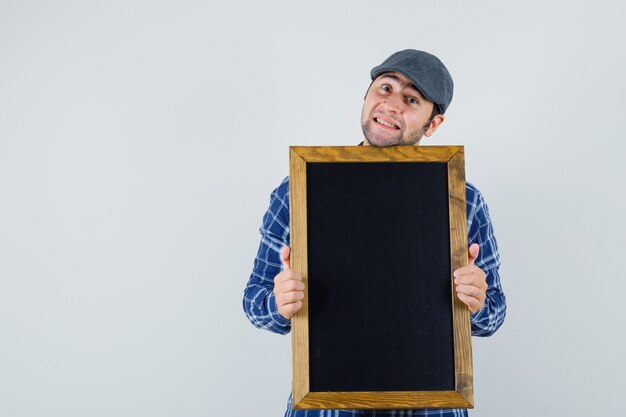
[242,176,506,416]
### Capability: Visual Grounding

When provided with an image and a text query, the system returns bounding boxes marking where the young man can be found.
[243,49,506,416]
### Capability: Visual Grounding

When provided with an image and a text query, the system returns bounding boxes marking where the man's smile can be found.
[373,116,401,130]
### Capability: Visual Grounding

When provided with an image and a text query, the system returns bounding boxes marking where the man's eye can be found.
[381,85,391,92]
[408,97,418,104]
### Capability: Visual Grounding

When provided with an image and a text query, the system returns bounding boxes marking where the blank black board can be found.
[306,161,454,392]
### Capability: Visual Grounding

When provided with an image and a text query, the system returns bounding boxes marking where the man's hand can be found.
[273,246,305,320]
[453,243,487,314]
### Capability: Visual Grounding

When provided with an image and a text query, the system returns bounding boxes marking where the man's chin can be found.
[365,136,402,147]
[362,123,403,147]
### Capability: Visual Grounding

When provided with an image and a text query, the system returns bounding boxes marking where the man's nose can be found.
[383,94,403,113]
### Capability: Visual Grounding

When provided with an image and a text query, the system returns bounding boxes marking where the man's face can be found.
[361,71,444,147]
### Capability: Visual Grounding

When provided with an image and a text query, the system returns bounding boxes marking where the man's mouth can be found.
[373,117,400,130]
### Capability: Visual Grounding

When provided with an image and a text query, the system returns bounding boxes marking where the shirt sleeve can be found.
[466,183,507,337]
[242,177,292,335]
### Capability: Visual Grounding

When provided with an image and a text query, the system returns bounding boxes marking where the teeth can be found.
[376,118,397,128]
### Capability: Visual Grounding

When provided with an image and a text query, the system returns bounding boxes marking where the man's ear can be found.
[423,114,445,138]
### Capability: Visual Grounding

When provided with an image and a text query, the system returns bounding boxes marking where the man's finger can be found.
[456,284,482,299]
[280,301,303,319]
[274,271,303,286]
[280,246,291,270]
[468,243,480,265]
[453,264,480,278]
[275,279,305,293]
[278,291,305,304]
[282,280,305,292]
[457,293,480,313]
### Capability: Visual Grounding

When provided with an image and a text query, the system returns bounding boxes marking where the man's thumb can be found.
[468,243,480,265]
[280,246,291,270]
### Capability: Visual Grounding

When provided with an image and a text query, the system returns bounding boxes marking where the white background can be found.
[1,1,625,416]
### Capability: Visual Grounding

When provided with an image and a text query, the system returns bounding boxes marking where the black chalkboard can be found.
[289,146,472,410]
[307,162,454,392]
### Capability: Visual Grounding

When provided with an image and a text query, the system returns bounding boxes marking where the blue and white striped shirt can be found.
[243,176,506,417]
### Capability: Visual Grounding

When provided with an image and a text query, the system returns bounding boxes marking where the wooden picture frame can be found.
[289,145,473,410]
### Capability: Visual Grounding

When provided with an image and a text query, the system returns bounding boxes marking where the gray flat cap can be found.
[370,49,454,114]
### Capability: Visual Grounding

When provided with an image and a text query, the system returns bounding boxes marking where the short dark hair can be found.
[427,104,440,123]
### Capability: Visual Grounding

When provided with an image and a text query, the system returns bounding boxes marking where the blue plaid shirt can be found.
[243,176,506,417]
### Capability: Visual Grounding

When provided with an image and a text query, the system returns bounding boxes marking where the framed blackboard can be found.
[289,146,473,410]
